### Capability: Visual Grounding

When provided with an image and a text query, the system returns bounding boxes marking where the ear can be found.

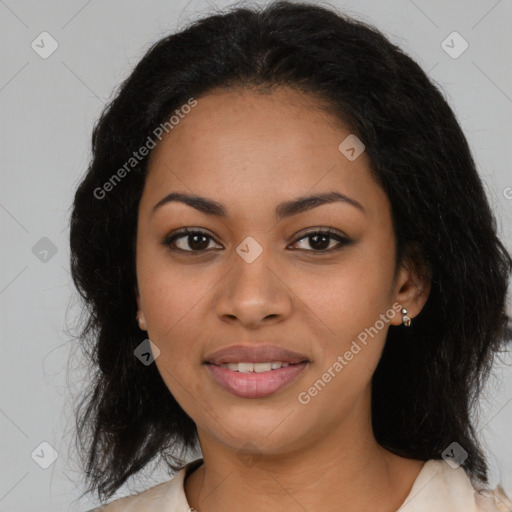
[135,285,147,331]
[389,251,431,327]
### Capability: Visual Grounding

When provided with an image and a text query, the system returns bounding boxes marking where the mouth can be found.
[204,360,310,398]
[203,343,310,398]
[205,360,308,372]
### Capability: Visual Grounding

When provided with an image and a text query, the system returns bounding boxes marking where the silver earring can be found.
[401,308,411,326]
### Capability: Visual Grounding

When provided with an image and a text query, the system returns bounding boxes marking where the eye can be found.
[162,228,222,253]
[289,228,353,252]
[162,227,353,255]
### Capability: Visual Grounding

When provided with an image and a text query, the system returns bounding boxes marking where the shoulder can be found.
[85,458,203,512]
[399,459,512,512]
[474,485,512,512]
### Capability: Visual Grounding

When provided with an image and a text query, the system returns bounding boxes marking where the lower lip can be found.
[205,362,309,399]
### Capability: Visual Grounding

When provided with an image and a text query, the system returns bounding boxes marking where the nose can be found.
[214,245,293,329]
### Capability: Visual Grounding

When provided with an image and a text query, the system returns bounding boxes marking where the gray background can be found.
[0,0,511,510]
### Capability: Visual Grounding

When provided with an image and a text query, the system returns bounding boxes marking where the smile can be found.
[205,361,309,398]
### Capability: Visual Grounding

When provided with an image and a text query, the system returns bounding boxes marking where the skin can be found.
[135,86,431,512]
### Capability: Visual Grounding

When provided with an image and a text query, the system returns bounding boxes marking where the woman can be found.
[70,1,512,510]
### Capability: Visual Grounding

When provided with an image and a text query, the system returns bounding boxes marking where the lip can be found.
[205,361,309,398]
[203,344,310,365]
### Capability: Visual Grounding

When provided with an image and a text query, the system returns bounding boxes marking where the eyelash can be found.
[161,227,353,255]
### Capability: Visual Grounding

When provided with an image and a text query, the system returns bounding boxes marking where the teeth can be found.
[238,362,257,373]
[220,361,292,372]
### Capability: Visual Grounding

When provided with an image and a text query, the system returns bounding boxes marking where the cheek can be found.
[136,251,214,401]
[294,244,395,383]
[137,246,215,341]
[299,253,394,336]
[154,347,202,406]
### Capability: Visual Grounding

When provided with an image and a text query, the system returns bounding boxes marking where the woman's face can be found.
[135,87,427,457]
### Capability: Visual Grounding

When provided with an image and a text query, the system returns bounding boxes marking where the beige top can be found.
[88,458,512,512]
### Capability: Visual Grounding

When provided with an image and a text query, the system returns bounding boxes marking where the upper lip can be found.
[204,344,309,365]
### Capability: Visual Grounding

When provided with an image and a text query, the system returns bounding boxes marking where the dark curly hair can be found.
[69,0,512,503]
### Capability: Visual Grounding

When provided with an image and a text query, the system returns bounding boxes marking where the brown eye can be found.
[290,229,352,252]
[162,228,222,253]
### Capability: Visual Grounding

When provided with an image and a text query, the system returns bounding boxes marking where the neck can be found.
[184,398,424,512]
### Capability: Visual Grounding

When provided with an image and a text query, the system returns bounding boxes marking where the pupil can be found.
[189,234,209,250]
[310,234,329,250]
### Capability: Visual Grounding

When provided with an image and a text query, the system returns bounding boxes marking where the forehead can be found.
[148,86,349,170]
[141,87,389,222]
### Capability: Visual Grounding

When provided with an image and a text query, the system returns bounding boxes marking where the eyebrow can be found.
[151,190,365,219]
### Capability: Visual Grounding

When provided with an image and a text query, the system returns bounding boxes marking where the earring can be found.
[401,308,411,327]
[136,313,147,331]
